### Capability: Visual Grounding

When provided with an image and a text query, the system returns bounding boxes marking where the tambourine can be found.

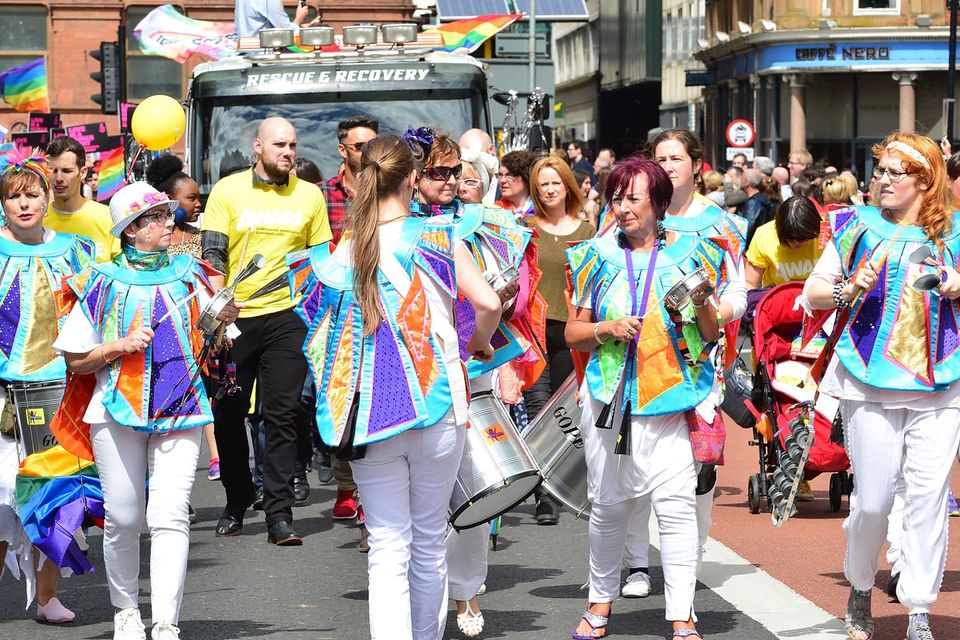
[664,267,710,310]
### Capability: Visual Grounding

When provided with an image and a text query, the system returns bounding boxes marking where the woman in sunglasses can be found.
[407,127,463,215]
[53,182,241,640]
[802,132,960,640]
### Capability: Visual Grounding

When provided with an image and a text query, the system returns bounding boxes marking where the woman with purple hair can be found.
[563,157,725,640]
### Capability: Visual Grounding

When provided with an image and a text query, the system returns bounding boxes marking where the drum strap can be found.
[613,243,658,455]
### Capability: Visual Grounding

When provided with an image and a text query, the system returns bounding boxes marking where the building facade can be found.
[553,0,599,149]
[660,0,706,134]
[696,0,957,176]
[0,1,415,136]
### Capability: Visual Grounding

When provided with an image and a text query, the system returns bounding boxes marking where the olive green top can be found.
[529,219,595,322]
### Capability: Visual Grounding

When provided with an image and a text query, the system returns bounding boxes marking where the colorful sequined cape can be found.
[830,205,960,391]
[289,217,461,447]
[0,233,94,382]
[55,255,218,436]
[566,233,727,416]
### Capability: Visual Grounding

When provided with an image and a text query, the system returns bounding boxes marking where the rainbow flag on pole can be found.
[425,14,522,54]
[0,58,50,113]
[134,4,237,63]
[96,145,126,202]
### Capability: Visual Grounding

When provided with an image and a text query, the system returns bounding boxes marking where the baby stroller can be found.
[726,282,852,517]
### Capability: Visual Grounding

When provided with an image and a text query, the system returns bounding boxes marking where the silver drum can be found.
[522,373,591,519]
[8,381,65,458]
[449,391,542,530]
[664,266,709,310]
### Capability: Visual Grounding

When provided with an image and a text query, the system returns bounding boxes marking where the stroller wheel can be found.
[747,474,762,514]
[829,473,843,512]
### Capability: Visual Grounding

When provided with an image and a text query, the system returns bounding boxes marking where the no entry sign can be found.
[726,119,755,148]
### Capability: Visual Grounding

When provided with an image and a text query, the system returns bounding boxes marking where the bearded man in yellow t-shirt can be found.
[45,136,120,262]
[202,117,331,547]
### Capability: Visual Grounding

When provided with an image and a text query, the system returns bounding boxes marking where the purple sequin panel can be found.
[491,325,509,349]
[454,296,475,361]
[482,233,511,264]
[832,208,856,231]
[937,299,960,362]
[849,263,886,365]
[83,277,105,323]
[301,283,322,325]
[149,289,200,418]
[365,320,417,434]
[418,249,456,296]
[0,271,21,358]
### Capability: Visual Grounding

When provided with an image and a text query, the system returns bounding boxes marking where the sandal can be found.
[456,601,484,638]
[673,629,702,639]
[572,609,609,640]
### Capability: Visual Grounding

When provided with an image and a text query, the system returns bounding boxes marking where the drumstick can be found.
[151,289,204,329]
[851,223,906,305]
[233,227,253,288]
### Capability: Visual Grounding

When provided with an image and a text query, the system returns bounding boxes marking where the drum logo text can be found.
[553,406,583,449]
[26,408,45,426]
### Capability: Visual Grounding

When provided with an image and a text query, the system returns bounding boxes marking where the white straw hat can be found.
[108,181,178,237]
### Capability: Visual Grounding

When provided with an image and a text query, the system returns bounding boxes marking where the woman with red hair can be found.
[802,132,960,640]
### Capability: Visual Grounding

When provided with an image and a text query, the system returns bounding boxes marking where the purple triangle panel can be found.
[454,295,475,361]
[0,270,21,358]
[937,299,960,362]
[365,320,417,435]
[417,248,456,297]
[83,276,105,322]
[849,262,886,366]
[149,290,199,418]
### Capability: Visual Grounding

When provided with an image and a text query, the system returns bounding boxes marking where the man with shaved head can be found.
[202,116,331,546]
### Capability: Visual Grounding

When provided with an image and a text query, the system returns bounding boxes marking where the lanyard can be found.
[624,241,659,349]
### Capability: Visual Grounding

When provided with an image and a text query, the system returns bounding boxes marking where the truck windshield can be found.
[193,89,487,192]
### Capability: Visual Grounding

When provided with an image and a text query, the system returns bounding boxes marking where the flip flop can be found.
[673,629,703,639]
[572,610,609,640]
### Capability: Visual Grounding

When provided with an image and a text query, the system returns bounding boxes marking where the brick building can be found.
[0,1,416,136]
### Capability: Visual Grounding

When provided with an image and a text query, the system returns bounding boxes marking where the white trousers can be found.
[587,467,698,622]
[445,524,489,601]
[841,400,960,614]
[351,416,465,640]
[92,421,201,625]
[622,467,714,573]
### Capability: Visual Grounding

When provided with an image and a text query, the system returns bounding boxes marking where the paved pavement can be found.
[2,451,792,640]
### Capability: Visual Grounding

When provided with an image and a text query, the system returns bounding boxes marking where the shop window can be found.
[853,0,900,14]
[0,5,47,75]
[126,6,184,101]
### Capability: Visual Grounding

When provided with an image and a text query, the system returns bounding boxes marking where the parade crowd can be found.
[0,112,958,640]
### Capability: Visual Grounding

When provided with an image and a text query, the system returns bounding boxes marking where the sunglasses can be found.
[423,165,462,182]
[343,141,367,152]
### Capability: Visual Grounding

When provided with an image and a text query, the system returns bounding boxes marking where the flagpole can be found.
[528,0,536,96]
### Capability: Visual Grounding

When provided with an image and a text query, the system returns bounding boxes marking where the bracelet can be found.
[593,322,605,345]
[833,279,850,309]
[693,297,710,309]
[99,344,111,365]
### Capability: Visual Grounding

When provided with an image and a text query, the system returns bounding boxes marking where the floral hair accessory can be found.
[0,146,50,192]
[127,190,170,215]
[403,125,436,158]
[886,141,929,168]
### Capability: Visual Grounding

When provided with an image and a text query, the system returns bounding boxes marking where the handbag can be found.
[721,356,755,429]
[686,408,726,465]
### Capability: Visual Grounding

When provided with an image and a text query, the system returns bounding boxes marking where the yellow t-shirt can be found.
[745,220,822,287]
[45,200,120,263]
[203,169,331,317]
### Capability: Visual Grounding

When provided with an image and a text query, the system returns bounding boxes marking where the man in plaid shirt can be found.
[320,115,379,244]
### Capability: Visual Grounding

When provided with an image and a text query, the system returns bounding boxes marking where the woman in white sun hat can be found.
[52,181,241,640]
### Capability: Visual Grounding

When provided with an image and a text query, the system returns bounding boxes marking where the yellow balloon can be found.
[130,95,186,151]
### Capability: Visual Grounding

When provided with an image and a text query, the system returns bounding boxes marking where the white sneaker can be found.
[621,571,651,598]
[476,583,486,596]
[113,608,146,640]
[152,622,181,640]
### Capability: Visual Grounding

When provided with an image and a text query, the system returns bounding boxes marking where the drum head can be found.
[449,472,542,531]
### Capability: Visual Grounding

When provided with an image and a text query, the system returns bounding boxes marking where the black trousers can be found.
[522,319,574,421]
[214,308,308,526]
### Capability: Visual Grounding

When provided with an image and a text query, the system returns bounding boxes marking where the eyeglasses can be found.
[343,141,367,152]
[137,209,174,226]
[423,165,462,182]
[497,171,518,181]
[461,178,482,189]
[872,166,912,183]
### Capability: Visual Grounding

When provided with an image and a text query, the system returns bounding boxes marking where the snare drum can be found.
[449,391,542,530]
[8,381,65,457]
[522,374,591,519]
[664,267,709,310]
[196,288,234,336]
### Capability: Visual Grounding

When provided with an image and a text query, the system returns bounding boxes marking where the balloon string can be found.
[125,145,144,183]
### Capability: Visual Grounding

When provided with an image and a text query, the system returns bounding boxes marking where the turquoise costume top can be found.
[661,192,747,286]
[288,217,462,447]
[566,233,727,416]
[829,205,960,392]
[63,253,218,432]
[0,232,94,383]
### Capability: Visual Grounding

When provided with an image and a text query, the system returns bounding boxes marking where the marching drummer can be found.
[287,133,500,640]
[0,147,93,623]
[52,181,241,640]
[564,157,725,640]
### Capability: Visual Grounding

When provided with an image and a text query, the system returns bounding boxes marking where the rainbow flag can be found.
[0,58,49,113]
[425,14,522,54]
[134,4,237,63]
[96,145,126,202]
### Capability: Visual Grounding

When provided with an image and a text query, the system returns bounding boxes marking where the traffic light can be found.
[90,41,121,115]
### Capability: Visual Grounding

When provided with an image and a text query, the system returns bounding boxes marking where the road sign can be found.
[726,147,755,161]
[726,119,755,148]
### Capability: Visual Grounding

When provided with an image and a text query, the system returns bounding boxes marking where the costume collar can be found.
[118,245,171,271]
[410,198,462,218]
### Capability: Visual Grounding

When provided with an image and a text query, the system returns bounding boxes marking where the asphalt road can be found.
[0,452,787,640]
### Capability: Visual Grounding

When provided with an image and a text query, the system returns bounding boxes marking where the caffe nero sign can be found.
[756,40,955,73]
